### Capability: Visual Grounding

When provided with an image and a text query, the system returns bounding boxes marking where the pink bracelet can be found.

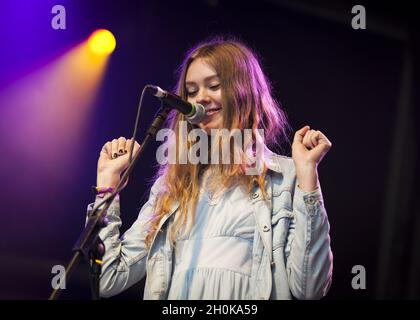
[92,186,115,198]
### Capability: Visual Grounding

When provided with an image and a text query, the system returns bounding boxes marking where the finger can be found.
[302,131,308,146]
[313,130,333,160]
[100,141,112,159]
[317,130,333,148]
[133,140,141,152]
[293,125,310,144]
[117,137,127,155]
[111,139,119,159]
[303,130,315,149]
[309,130,320,147]
[126,139,140,154]
[125,138,133,154]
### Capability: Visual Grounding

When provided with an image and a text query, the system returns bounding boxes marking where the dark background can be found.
[0,0,418,299]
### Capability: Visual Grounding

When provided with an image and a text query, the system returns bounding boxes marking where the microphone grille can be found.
[186,104,206,124]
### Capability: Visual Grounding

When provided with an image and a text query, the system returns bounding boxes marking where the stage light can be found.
[88,29,116,55]
[0,40,110,190]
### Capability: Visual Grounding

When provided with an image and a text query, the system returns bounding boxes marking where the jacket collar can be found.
[263,145,284,174]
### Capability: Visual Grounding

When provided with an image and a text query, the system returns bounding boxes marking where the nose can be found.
[194,89,211,106]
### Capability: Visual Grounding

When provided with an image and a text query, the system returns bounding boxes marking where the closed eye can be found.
[187,90,198,97]
[186,84,220,97]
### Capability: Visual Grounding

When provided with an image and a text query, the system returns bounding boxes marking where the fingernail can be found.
[113,153,117,158]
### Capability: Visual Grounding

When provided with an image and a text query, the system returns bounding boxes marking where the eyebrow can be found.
[185,75,220,86]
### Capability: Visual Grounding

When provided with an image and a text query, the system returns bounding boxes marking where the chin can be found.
[199,119,223,135]
[200,126,215,135]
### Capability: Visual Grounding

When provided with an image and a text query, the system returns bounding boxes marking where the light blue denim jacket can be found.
[87,150,333,300]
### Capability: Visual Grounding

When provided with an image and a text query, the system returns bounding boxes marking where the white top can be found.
[167,172,256,299]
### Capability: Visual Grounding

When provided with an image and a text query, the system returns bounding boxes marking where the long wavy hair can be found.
[145,37,290,249]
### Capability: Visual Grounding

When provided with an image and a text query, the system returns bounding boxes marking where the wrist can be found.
[97,172,120,189]
[296,164,319,192]
[92,186,116,198]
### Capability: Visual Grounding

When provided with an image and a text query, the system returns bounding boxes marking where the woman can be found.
[89,37,333,300]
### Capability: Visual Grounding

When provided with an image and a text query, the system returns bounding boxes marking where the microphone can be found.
[146,85,206,124]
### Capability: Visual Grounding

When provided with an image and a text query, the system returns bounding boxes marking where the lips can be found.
[205,107,222,116]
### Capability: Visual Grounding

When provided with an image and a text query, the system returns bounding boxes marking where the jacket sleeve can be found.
[284,183,333,300]
[85,177,162,298]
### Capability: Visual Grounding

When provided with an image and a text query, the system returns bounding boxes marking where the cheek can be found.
[214,91,222,105]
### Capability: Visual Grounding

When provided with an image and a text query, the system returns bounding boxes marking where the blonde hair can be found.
[145,37,290,249]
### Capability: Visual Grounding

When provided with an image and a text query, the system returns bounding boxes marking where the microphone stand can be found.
[49,105,171,300]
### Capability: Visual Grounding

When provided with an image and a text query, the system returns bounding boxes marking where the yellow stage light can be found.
[88,29,116,55]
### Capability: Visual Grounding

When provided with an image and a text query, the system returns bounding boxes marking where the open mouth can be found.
[205,107,222,116]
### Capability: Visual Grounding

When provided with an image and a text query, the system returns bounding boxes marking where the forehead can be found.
[185,58,217,84]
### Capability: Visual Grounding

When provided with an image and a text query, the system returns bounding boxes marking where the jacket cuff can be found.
[294,185,324,217]
[87,194,120,218]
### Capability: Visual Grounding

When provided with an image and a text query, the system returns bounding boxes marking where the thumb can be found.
[293,125,310,145]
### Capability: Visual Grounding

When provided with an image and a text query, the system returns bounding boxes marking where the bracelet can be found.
[92,186,115,198]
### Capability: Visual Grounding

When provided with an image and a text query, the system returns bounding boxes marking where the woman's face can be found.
[185,58,223,134]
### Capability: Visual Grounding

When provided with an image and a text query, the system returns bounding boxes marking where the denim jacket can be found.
[87,150,333,300]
